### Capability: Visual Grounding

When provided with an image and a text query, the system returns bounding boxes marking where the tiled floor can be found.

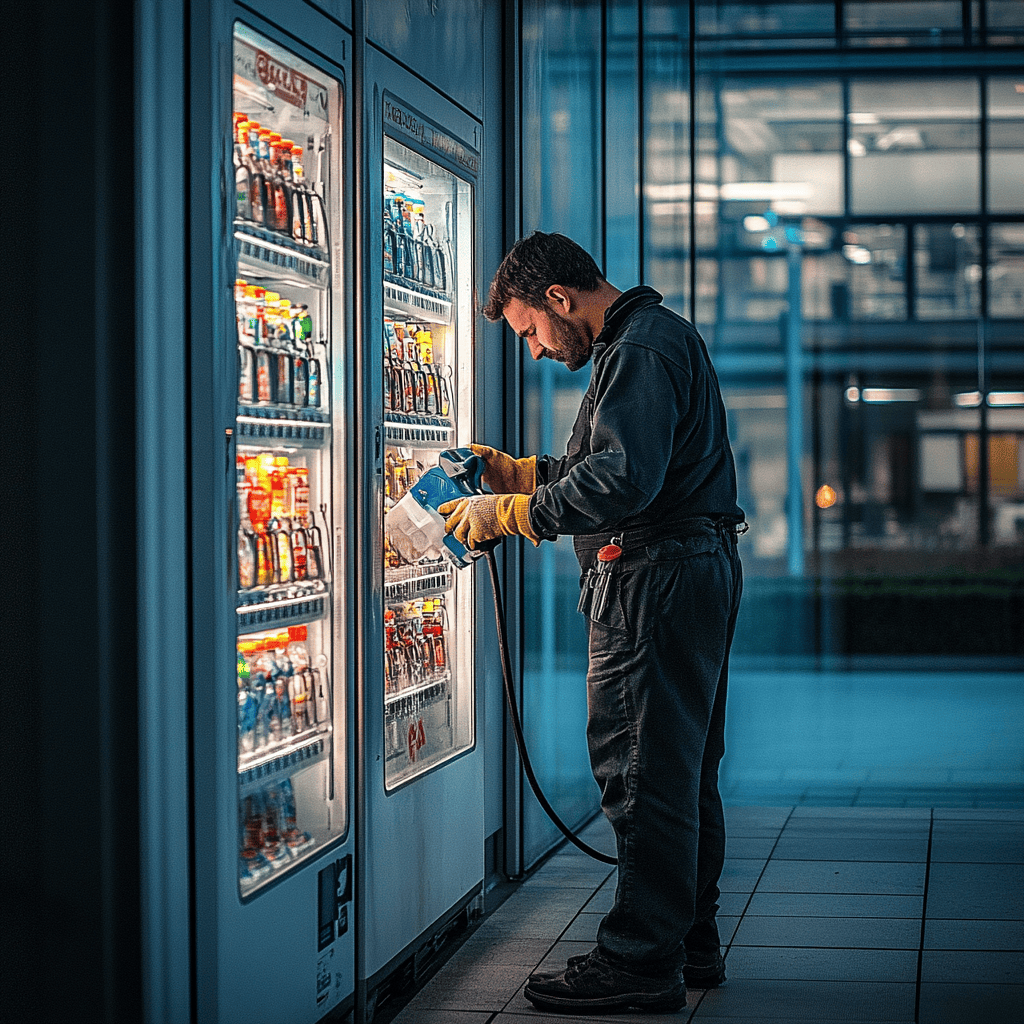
[386,806,1024,1024]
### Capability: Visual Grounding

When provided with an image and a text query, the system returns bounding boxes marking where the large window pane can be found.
[605,0,640,288]
[989,223,1024,318]
[844,224,908,320]
[988,76,1024,213]
[850,79,981,214]
[697,3,836,50]
[520,0,602,867]
[690,1,1023,811]
[844,1,965,46]
[720,80,843,205]
[987,1,1024,45]
[915,223,981,319]
[643,2,691,315]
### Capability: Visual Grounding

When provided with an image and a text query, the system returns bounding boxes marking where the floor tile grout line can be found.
[914,808,935,1024]
[495,865,615,1016]
[724,805,797,949]
[689,807,798,1019]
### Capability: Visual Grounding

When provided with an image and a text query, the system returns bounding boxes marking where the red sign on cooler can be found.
[407,719,426,762]
[255,50,308,109]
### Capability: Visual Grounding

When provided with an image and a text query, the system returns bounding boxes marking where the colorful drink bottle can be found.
[234,119,253,221]
[292,468,310,516]
[293,351,308,408]
[238,343,256,403]
[238,522,257,589]
[307,352,321,408]
[271,520,293,584]
[290,519,308,580]
[238,674,258,754]
[305,515,325,580]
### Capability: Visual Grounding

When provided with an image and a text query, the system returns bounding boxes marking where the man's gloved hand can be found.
[469,444,536,495]
[439,493,542,548]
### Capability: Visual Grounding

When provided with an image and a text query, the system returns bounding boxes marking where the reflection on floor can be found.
[721,671,1024,806]
[383,806,1024,1024]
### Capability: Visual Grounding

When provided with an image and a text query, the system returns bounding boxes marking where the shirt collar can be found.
[593,286,664,353]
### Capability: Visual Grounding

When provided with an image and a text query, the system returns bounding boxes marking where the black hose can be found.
[483,547,616,866]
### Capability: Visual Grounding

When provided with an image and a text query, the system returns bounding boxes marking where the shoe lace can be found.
[564,951,598,983]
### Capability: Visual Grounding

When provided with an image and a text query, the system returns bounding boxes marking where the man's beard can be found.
[544,310,591,372]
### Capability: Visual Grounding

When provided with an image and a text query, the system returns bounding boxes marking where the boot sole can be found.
[682,966,726,989]
[524,985,686,1014]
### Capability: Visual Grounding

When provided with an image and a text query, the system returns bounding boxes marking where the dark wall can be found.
[4,2,142,1021]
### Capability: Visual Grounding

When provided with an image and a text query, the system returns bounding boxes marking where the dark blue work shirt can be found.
[528,286,744,541]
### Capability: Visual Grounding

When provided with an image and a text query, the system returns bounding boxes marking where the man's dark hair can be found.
[482,231,604,321]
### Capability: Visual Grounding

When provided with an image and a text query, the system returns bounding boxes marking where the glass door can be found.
[381,135,475,788]
[231,22,346,897]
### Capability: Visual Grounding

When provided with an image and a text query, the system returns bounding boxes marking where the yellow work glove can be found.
[470,444,536,495]
[439,493,542,548]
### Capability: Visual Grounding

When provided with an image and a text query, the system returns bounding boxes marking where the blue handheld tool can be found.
[389,447,488,569]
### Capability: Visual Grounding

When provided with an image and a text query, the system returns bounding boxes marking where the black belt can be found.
[574,514,746,553]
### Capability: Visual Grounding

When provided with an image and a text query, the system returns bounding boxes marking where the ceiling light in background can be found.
[988,392,1024,407]
[720,181,811,201]
[862,388,921,403]
[954,391,982,407]
[725,393,787,410]
[953,392,1024,407]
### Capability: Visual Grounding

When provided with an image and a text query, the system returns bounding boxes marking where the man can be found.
[441,231,745,1015]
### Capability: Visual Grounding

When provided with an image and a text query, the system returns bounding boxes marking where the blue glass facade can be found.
[516,1,1023,836]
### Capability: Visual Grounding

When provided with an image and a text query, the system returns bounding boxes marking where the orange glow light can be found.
[815,484,837,509]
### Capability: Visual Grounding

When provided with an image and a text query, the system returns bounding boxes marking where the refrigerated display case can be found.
[381,137,475,789]
[232,19,345,900]
[190,9,354,1021]
[359,68,485,1006]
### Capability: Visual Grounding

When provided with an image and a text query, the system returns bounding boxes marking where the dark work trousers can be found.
[579,521,743,972]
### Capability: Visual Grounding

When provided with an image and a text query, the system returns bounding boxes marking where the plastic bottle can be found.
[250,287,273,404]
[238,343,256,404]
[234,118,253,221]
[292,467,310,517]
[287,627,316,727]
[238,518,257,590]
[294,304,313,344]
[256,452,275,493]
[434,240,447,292]
[247,484,274,587]
[270,457,288,517]
[261,784,288,864]
[286,628,310,732]
[237,644,258,754]
[281,779,312,850]
[270,142,290,232]
[242,791,265,855]
[290,515,308,581]
[272,645,292,739]
[305,512,325,580]
[307,350,322,409]
[250,642,276,749]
